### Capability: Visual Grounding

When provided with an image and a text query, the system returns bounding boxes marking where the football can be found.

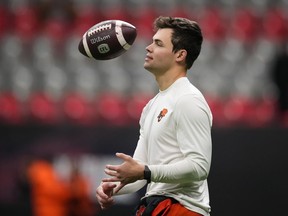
[78,20,137,60]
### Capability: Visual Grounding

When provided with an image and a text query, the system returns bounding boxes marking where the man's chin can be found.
[143,63,150,71]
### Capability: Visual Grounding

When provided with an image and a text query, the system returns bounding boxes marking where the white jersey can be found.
[119,77,213,215]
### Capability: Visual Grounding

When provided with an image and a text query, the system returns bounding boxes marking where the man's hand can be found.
[102,152,145,193]
[95,182,117,209]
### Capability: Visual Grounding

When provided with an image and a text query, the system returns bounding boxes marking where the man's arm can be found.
[149,95,212,183]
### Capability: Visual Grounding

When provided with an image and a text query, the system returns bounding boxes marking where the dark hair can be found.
[154,16,203,69]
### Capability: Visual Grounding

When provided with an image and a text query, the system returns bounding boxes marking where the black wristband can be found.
[143,165,151,183]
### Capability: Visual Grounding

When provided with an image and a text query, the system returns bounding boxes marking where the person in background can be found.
[67,162,95,216]
[27,155,70,216]
[15,157,33,216]
[96,16,213,216]
[271,43,288,125]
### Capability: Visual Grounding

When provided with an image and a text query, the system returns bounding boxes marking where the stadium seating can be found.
[0,0,287,127]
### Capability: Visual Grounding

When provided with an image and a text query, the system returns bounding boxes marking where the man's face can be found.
[144,28,176,75]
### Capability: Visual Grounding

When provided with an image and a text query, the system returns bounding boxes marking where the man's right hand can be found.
[96,182,117,209]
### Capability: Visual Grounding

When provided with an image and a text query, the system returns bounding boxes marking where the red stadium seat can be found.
[13,6,39,42]
[199,7,226,42]
[169,6,198,21]
[230,8,260,43]
[62,93,95,125]
[262,8,287,42]
[126,7,156,39]
[248,97,275,127]
[96,93,128,126]
[222,96,253,126]
[43,18,70,45]
[126,94,151,124]
[205,96,226,127]
[0,6,10,38]
[28,92,59,124]
[73,7,102,36]
[0,93,23,124]
[100,6,128,22]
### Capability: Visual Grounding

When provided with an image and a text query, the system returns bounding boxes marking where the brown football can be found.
[78,20,137,60]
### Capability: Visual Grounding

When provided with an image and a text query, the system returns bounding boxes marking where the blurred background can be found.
[0,0,288,215]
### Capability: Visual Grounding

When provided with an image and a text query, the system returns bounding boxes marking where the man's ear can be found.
[176,49,187,62]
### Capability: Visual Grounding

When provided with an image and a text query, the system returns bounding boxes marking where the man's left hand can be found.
[102,152,145,193]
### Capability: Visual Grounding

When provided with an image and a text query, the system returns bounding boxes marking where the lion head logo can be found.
[157,108,168,122]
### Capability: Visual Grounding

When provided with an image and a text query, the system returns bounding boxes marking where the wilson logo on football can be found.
[97,44,110,53]
[90,35,111,44]
[88,24,112,36]
[157,108,168,122]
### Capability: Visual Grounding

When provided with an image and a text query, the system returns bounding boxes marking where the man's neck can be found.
[155,70,187,91]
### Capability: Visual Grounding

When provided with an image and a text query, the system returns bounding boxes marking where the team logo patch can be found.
[97,43,110,53]
[157,108,168,122]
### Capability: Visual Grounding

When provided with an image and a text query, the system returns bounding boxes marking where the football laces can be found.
[88,24,112,37]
